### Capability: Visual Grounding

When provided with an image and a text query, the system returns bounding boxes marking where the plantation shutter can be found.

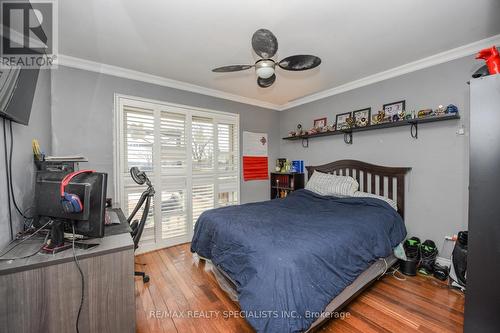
[217,122,239,206]
[159,110,188,239]
[122,106,155,241]
[117,96,239,250]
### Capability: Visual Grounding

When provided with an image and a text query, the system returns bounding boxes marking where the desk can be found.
[0,208,135,333]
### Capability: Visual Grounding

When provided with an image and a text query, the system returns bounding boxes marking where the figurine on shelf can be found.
[402,110,412,120]
[288,131,296,137]
[435,105,446,116]
[296,124,303,136]
[391,114,400,122]
[346,116,356,129]
[446,104,458,114]
[357,117,369,127]
[375,110,386,124]
[417,109,433,118]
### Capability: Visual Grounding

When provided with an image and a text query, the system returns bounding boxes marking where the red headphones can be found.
[60,170,95,213]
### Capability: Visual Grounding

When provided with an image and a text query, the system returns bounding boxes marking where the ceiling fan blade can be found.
[257,74,276,88]
[278,55,321,71]
[252,29,278,59]
[212,65,253,72]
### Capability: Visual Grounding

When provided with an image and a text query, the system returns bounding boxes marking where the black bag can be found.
[450,231,468,289]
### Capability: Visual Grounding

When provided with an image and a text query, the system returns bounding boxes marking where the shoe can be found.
[418,239,438,275]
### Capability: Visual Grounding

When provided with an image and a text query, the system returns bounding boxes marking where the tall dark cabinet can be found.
[466,74,500,332]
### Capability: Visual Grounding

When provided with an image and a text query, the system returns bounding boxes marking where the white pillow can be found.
[305,171,359,197]
[352,191,398,211]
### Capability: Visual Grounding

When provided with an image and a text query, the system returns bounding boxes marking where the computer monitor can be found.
[35,171,108,238]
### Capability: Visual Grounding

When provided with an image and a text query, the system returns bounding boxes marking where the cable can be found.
[2,118,13,240]
[0,232,49,261]
[72,222,84,333]
[6,120,32,220]
[0,219,51,260]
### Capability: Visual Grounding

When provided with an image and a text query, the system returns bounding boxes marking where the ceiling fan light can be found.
[255,59,275,79]
[256,66,275,79]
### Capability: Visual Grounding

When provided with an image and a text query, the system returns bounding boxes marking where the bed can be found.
[191,160,411,333]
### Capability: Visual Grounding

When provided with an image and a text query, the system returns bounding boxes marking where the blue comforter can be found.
[191,189,406,333]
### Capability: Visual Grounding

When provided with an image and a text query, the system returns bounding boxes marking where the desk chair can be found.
[127,167,155,283]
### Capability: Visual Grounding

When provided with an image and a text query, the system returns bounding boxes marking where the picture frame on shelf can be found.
[352,107,371,127]
[383,100,406,120]
[313,117,327,129]
[335,112,352,130]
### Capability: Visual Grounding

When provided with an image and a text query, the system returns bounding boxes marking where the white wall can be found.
[279,55,476,252]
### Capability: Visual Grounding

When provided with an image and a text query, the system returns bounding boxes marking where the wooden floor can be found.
[135,243,465,333]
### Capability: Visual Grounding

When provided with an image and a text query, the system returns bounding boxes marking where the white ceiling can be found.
[58,0,500,108]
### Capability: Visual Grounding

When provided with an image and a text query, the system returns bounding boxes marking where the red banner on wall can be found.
[243,156,269,181]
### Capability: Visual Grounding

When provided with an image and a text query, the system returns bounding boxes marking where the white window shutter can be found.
[122,106,156,241]
[117,96,239,249]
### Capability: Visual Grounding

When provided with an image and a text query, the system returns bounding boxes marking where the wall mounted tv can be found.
[0,56,40,126]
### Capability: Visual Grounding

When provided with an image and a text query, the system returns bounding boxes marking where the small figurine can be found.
[375,110,386,124]
[391,114,400,122]
[296,124,303,136]
[288,131,296,137]
[446,104,459,114]
[346,116,355,128]
[417,109,433,118]
[435,105,446,116]
[403,111,413,120]
[357,117,369,127]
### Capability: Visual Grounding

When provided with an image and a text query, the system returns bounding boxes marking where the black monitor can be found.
[35,171,107,238]
[0,41,40,126]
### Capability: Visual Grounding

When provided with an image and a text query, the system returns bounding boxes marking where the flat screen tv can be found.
[0,53,40,126]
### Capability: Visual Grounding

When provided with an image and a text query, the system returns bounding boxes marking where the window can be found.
[115,95,239,250]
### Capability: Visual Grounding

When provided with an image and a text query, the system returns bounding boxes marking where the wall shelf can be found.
[282,114,460,145]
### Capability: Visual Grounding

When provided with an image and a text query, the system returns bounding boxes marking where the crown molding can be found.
[55,54,281,110]
[278,33,500,111]
[56,34,500,112]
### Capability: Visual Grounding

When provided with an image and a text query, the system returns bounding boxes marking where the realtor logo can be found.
[1,0,58,68]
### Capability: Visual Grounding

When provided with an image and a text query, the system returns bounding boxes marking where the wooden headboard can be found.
[306,160,411,218]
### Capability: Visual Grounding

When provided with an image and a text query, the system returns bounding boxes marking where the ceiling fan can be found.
[212,29,321,88]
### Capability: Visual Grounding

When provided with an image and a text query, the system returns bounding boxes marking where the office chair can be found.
[127,167,155,283]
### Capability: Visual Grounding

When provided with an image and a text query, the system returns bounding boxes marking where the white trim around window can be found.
[114,94,240,253]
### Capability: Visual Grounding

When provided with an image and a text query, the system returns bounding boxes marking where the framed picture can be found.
[383,100,406,118]
[335,112,352,130]
[352,107,371,127]
[313,117,327,129]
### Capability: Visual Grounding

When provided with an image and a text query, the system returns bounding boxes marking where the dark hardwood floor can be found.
[135,243,464,333]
